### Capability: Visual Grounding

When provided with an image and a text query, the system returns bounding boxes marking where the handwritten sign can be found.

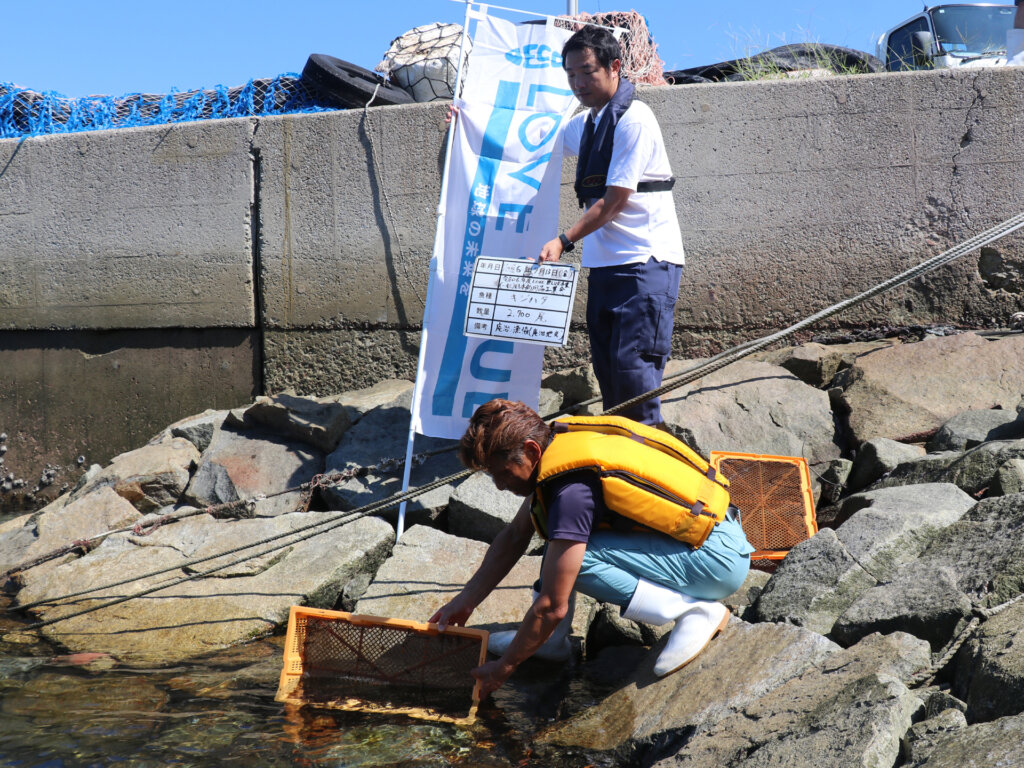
[464,256,579,347]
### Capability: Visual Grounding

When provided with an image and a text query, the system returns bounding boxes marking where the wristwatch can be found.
[558,233,575,252]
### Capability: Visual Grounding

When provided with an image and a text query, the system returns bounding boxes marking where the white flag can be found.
[412,13,578,438]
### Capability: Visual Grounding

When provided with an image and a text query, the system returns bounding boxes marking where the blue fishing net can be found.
[0,74,333,140]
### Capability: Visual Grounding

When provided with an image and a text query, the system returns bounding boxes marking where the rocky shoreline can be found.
[2,329,1024,766]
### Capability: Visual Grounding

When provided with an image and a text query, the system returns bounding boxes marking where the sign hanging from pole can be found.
[464,257,578,347]
[411,10,578,439]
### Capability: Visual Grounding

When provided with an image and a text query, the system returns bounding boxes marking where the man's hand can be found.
[538,237,564,262]
[471,658,516,698]
[429,593,475,630]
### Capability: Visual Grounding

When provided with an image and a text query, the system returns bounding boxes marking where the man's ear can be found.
[522,439,543,467]
[610,58,622,77]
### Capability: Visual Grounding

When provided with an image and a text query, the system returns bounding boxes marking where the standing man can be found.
[539,25,685,426]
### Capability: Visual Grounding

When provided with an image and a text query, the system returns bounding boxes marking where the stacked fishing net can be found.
[0,76,326,140]
[556,11,667,85]
[376,22,469,102]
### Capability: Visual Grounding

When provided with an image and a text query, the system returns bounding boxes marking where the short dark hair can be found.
[459,399,551,470]
[562,25,622,70]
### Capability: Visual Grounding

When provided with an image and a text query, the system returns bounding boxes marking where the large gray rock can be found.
[183,425,323,518]
[906,712,1024,768]
[317,379,414,422]
[321,390,464,525]
[829,493,1024,652]
[243,391,352,453]
[847,437,926,493]
[72,438,200,513]
[831,562,974,649]
[876,439,1024,498]
[355,525,593,641]
[659,359,841,465]
[0,515,45,575]
[754,484,975,635]
[953,599,1024,723]
[541,366,600,411]
[0,487,141,575]
[756,340,900,389]
[897,708,968,766]
[753,527,874,635]
[448,471,535,544]
[867,450,960,489]
[537,620,838,754]
[148,409,228,454]
[15,512,393,664]
[994,458,1024,495]
[836,333,1024,444]
[650,633,929,768]
[816,457,853,509]
[927,408,1024,452]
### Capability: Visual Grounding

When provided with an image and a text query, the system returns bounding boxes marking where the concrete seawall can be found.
[2,66,1023,505]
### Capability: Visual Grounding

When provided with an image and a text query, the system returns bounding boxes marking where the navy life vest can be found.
[574,77,675,208]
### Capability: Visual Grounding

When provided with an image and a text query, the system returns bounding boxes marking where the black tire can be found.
[664,73,713,85]
[301,54,414,109]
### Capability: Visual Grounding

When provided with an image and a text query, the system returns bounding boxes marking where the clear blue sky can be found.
[1,1,954,98]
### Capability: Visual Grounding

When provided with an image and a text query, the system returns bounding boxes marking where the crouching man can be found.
[428,399,754,697]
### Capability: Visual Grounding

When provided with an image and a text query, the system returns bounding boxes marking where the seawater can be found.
[0,599,613,767]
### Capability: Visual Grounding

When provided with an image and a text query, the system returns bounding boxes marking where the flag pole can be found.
[396,2,478,541]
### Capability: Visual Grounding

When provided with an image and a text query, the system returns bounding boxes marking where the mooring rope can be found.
[607,210,1024,418]
[907,590,1024,688]
[2,468,471,637]
[4,209,1024,637]
[0,460,405,583]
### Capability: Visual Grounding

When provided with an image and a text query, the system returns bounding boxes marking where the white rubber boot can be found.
[622,578,689,626]
[487,590,575,662]
[653,596,730,677]
[621,579,730,677]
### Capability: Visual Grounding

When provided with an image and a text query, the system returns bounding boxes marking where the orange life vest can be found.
[532,415,731,549]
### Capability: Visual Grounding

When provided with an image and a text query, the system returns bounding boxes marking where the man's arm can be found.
[537,185,632,262]
[428,498,536,629]
[469,538,586,696]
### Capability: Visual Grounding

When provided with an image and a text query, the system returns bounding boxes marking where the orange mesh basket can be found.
[276,606,489,724]
[709,452,817,561]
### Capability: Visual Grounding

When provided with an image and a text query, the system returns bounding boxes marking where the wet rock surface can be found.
[3,335,1024,765]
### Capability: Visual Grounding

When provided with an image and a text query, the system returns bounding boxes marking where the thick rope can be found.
[1,459,406,583]
[908,590,1024,688]
[5,210,1024,634]
[2,468,471,637]
[608,211,1024,418]
[0,496,261,582]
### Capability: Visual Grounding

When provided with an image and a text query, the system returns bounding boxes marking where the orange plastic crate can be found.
[276,606,489,724]
[709,452,817,561]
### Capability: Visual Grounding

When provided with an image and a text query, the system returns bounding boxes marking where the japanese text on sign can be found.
[464,256,578,347]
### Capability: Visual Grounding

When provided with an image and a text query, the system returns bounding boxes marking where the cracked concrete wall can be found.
[2,67,1024,506]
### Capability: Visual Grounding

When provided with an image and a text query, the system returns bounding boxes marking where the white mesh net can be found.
[555,11,667,86]
[376,23,470,103]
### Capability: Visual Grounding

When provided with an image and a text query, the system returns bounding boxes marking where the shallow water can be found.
[0,600,617,768]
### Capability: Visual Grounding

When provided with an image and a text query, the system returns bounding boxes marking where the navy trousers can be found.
[586,258,683,425]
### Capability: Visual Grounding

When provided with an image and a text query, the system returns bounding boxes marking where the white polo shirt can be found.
[1008,29,1024,65]
[563,100,686,269]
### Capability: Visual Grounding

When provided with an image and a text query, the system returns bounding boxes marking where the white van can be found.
[877,4,1015,70]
